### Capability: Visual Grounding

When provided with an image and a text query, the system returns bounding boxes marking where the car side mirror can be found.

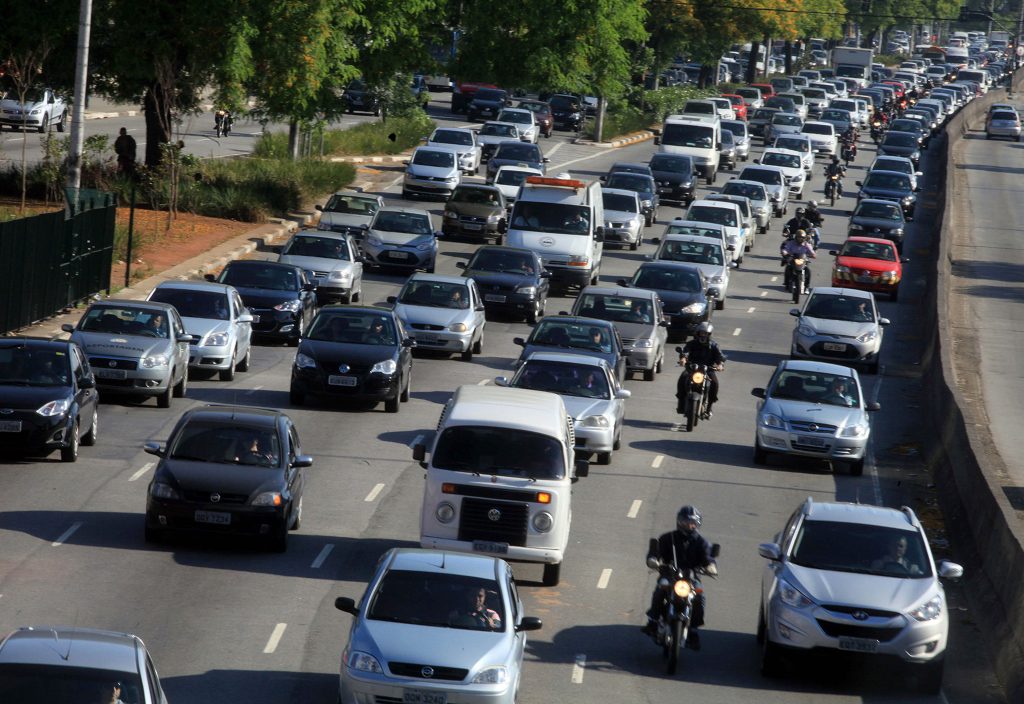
[901,257,910,263]
[751,387,766,399]
[938,561,964,580]
[360,223,369,230]
[542,157,550,163]
[143,441,164,457]
[879,317,891,326]
[177,334,196,343]
[475,304,486,312]
[855,180,863,186]
[758,542,782,561]
[303,282,316,291]
[599,175,607,182]
[498,220,508,234]
[828,249,838,256]
[387,296,397,304]
[653,136,661,145]
[540,270,552,279]
[650,236,660,244]
[573,458,589,479]
[412,442,426,462]
[789,308,801,317]
[658,320,668,327]
[237,313,254,324]
[513,337,526,347]
[711,543,721,558]
[293,455,314,468]
[61,323,75,334]
[617,279,629,287]
[594,229,605,243]
[494,376,509,387]
[753,158,760,164]
[402,159,410,165]
[335,597,359,615]
[402,338,416,348]
[516,616,543,632]
[204,274,217,282]
[866,401,881,411]
[315,204,323,211]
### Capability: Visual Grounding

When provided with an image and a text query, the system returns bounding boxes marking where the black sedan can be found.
[513,316,627,381]
[876,131,921,167]
[0,337,98,462]
[887,118,929,148]
[467,88,511,122]
[211,260,317,345]
[619,262,712,341]
[143,405,311,551]
[457,245,551,322]
[648,153,697,206]
[847,198,908,251]
[289,307,413,412]
[855,170,917,219]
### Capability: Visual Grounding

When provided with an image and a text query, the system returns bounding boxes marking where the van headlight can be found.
[633,339,654,348]
[472,666,508,684]
[141,354,169,369]
[329,270,351,282]
[532,512,554,532]
[910,595,943,622]
[568,255,590,267]
[435,502,456,523]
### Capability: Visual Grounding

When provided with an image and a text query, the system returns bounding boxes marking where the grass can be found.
[583,85,718,141]
[253,112,435,159]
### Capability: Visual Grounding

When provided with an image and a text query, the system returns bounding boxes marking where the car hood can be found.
[605,208,641,223]
[878,144,918,155]
[319,211,374,229]
[395,304,468,328]
[562,395,616,420]
[72,331,171,358]
[278,254,357,275]
[650,169,693,185]
[368,230,432,247]
[851,215,903,231]
[180,317,231,340]
[300,339,396,365]
[467,270,533,288]
[0,97,45,111]
[490,156,543,171]
[449,202,502,218]
[800,315,876,338]
[763,397,865,427]
[160,460,281,494]
[786,563,934,612]
[408,163,458,179]
[0,385,73,410]
[233,287,301,308]
[859,186,912,199]
[521,343,616,368]
[354,620,508,671]
[837,255,898,272]
[470,98,506,109]
[612,321,655,340]
[478,134,512,146]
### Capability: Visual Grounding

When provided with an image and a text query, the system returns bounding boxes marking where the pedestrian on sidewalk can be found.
[114,127,137,175]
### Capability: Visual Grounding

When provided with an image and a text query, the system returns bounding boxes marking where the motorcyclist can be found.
[641,505,717,650]
[783,207,812,239]
[676,321,725,418]
[803,201,823,247]
[780,230,817,289]
[825,156,846,197]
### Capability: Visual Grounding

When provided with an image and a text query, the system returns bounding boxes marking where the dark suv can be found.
[342,79,380,115]
[441,184,508,242]
[211,260,318,345]
[548,93,584,131]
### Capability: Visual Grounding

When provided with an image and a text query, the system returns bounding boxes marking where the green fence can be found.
[0,193,116,334]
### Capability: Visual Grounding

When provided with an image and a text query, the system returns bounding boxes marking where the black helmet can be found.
[677,505,702,534]
[832,155,840,163]
[696,321,713,340]
[795,207,805,215]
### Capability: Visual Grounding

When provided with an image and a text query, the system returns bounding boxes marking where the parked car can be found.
[277,229,364,304]
[403,146,462,200]
[442,184,508,242]
[847,198,908,251]
[388,274,487,360]
[361,206,439,273]
[315,191,384,238]
[569,286,667,381]
[513,316,626,381]
[620,261,712,341]
[212,260,317,344]
[457,245,551,322]
[789,287,890,373]
[648,153,697,206]
[830,236,907,300]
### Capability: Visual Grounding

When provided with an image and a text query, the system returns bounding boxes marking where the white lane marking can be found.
[409,434,423,449]
[571,654,586,683]
[545,142,566,160]
[477,378,490,385]
[263,623,287,653]
[760,291,768,297]
[52,522,83,547]
[670,422,683,432]
[597,568,612,589]
[866,366,885,505]
[386,174,405,191]
[128,462,154,482]
[245,385,264,395]
[627,499,642,518]
[771,276,779,282]
[364,483,386,502]
[311,544,334,569]
[747,307,756,313]
[732,328,741,336]
[651,454,664,468]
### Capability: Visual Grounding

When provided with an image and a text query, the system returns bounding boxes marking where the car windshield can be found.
[498,110,531,124]
[431,130,473,146]
[367,569,506,631]
[720,131,735,146]
[721,122,746,138]
[549,95,579,110]
[659,239,724,265]
[737,89,760,99]
[890,120,921,132]
[0,666,145,704]
[510,202,590,235]
[168,422,281,467]
[149,288,231,320]
[832,101,857,112]
[79,306,170,338]
[372,211,432,235]
[684,102,715,114]
[450,187,500,205]
[856,202,902,220]
[761,153,801,169]
[494,143,540,161]
[280,234,351,261]
[633,266,702,293]
[576,293,655,324]
[0,345,71,387]
[468,249,536,274]
[603,192,638,212]
[803,293,876,323]
[769,369,860,407]
[803,89,827,99]
[474,89,506,101]
[864,173,910,190]
[883,133,917,147]
[773,114,802,126]
[514,359,611,399]
[481,123,518,137]
[753,109,777,120]
[841,240,897,261]
[518,101,548,113]
[649,155,692,173]
[398,280,470,309]
[412,150,456,168]
[740,168,782,185]
[687,205,736,227]
[529,320,612,353]
[432,425,565,479]
[775,138,808,153]
[821,110,849,122]
[723,183,765,201]
[306,311,397,345]
[606,174,652,193]
[802,124,832,136]
[323,194,379,215]
[790,521,932,578]
[495,169,534,188]
[220,264,299,291]
[660,123,714,148]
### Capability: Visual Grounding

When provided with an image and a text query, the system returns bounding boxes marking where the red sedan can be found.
[830,236,906,300]
[721,94,748,120]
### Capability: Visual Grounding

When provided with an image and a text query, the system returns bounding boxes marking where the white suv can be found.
[757,499,963,694]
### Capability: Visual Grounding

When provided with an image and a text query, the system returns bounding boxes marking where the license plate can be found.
[416,333,439,343]
[0,420,22,432]
[328,375,358,387]
[195,510,231,525]
[838,636,879,653]
[484,294,507,303]
[462,223,483,231]
[94,368,128,380]
[857,275,876,283]
[659,187,674,194]
[389,251,410,259]
[472,540,509,554]
[404,691,446,704]
[823,342,847,352]
[797,435,827,447]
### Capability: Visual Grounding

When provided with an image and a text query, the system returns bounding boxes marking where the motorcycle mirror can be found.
[646,555,661,570]
[710,543,721,558]
[674,346,684,354]
[828,249,838,256]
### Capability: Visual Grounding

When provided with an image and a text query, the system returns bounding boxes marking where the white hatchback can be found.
[758,149,806,199]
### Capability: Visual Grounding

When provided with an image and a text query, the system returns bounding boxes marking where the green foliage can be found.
[874,53,909,66]
[253,113,435,158]
[584,85,717,140]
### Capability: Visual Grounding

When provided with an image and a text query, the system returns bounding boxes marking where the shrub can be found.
[583,85,717,141]
[253,112,435,158]
[875,53,909,67]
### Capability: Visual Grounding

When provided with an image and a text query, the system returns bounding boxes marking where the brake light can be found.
[525,176,586,189]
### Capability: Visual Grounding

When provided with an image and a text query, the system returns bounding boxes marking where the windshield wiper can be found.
[170,454,213,462]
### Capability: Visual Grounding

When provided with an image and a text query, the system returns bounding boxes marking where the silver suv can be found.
[757,499,963,694]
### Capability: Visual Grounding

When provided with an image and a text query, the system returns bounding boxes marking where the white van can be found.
[655,114,722,185]
[505,175,605,290]
[415,385,588,586]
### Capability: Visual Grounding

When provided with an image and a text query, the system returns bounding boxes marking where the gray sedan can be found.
[278,229,364,303]
[570,286,668,381]
[315,191,384,238]
[389,274,487,361]
[790,287,890,374]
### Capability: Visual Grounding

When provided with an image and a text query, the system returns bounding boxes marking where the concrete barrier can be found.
[928,72,1024,703]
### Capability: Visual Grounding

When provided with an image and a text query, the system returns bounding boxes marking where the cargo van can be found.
[415,384,588,586]
[504,175,605,290]
[655,114,722,185]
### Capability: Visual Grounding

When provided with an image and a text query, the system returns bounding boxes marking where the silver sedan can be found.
[390,274,487,361]
[790,287,890,374]
[278,229,364,303]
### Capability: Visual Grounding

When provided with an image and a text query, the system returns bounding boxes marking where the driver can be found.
[870,535,922,574]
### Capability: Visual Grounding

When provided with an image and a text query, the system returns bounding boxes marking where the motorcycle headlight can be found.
[840,421,869,438]
[151,482,180,500]
[857,330,878,343]
[641,199,652,208]
[633,338,654,348]
[274,300,301,313]
[760,413,785,429]
[294,352,317,369]
[141,354,169,369]
[797,324,816,337]
[205,332,230,347]
[35,398,71,417]
[516,285,537,296]
[347,651,384,673]
[531,511,554,532]
[910,595,943,622]
[435,502,456,523]
[691,371,705,384]
[472,666,509,684]
[370,359,398,375]
[579,414,610,428]
[673,579,692,598]
[778,577,814,609]
[680,302,706,314]
[252,491,283,507]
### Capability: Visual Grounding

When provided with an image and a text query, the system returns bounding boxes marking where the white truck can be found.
[0,88,68,133]
[831,47,874,88]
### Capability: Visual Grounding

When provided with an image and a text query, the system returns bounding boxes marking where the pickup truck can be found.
[0,88,68,132]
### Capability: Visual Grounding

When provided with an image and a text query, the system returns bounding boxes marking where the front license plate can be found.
[328,375,358,387]
[416,333,438,343]
[404,691,446,704]
[857,275,876,283]
[484,294,507,303]
[472,540,509,554]
[659,187,674,194]
[823,342,847,352]
[389,251,410,260]
[797,435,827,447]
[0,420,22,432]
[462,223,483,231]
[195,510,231,525]
[838,636,879,653]
[94,368,128,380]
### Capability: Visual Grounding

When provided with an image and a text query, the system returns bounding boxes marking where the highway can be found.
[0,97,1006,703]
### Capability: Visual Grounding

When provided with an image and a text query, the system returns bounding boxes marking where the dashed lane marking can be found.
[263,623,287,654]
[627,500,642,518]
[571,654,586,683]
[747,307,756,313]
[311,544,334,569]
[245,385,264,395]
[732,328,742,336]
[477,378,490,385]
[52,522,82,547]
[651,454,664,468]
[760,291,768,297]
[128,462,154,482]
[771,276,779,282]
[364,483,386,502]
[597,569,612,589]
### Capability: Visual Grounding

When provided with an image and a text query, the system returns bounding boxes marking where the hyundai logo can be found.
[487,508,502,522]
[338,364,350,373]
[109,360,118,368]
[0,409,12,415]
[210,493,221,503]
[852,610,869,621]
[421,666,434,678]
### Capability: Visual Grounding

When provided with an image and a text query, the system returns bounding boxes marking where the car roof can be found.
[455,183,501,193]
[601,187,640,199]
[387,548,502,580]
[668,218,724,229]
[290,228,351,242]
[91,299,176,313]
[762,148,802,158]
[802,501,918,530]
[472,244,538,257]
[432,126,474,135]
[182,404,284,428]
[445,384,565,431]
[580,285,656,299]
[523,351,610,368]
[725,179,767,192]
[407,272,470,286]
[780,358,860,377]
[0,626,142,673]
[153,280,234,294]
[806,286,874,300]
[0,336,73,350]
[865,169,910,178]
[611,162,650,170]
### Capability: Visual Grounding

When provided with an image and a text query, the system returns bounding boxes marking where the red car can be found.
[750,83,776,100]
[721,94,748,120]
[516,98,554,137]
[830,236,906,300]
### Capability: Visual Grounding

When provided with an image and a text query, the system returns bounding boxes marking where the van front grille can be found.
[458,498,529,545]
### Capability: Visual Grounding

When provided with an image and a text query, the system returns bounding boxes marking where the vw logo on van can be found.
[539,237,556,247]
[487,508,502,522]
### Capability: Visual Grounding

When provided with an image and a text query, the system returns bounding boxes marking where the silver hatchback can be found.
[389,273,487,360]
[790,287,890,374]
[278,229,364,303]
[570,286,668,381]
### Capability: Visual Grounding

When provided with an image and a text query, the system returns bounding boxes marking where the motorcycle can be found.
[824,171,842,206]
[675,348,716,431]
[783,253,809,303]
[841,139,857,166]
[645,541,720,675]
[215,110,233,137]
[870,121,884,145]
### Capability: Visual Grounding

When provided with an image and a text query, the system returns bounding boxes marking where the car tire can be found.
[753,440,768,465]
[643,366,656,381]
[173,367,187,397]
[144,523,163,544]
[157,384,172,409]
[400,370,411,402]
[81,408,98,446]
[715,298,725,311]
[220,348,237,381]
[291,497,303,531]
[269,525,289,553]
[38,115,48,134]
[596,451,611,465]
[237,345,251,372]
[527,298,544,324]
[756,604,767,645]
[461,344,474,362]
[760,636,785,678]
[288,317,304,347]
[60,422,80,463]
[542,562,561,587]
[289,386,305,406]
[848,457,865,476]
[385,392,400,413]
[890,285,899,302]
[631,237,640,251]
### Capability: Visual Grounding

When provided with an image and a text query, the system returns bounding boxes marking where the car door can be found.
[611,326,627,381]
[468,280,486,339]
[346,236,364,292]
[298,270,317,326]
[71,345,98,428]
[652,295,668,357]
[286,422,305,504]
[170,310,190,380]
[396,315,414,377]
[606,364,626,430]
[507,569,527,667]
[232,290,252,357]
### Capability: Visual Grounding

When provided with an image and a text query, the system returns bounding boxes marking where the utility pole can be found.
[65,0,93,206]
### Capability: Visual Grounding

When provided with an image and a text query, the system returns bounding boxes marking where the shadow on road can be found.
[164,670,338,704]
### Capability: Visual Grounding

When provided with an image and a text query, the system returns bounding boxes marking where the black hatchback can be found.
[211,260,317,345]
[619,262,712,341]
[0,337,98,462]
[648,153,697,206]
[457,245,551,322]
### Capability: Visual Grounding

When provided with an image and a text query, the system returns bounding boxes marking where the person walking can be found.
[114,127,137,175]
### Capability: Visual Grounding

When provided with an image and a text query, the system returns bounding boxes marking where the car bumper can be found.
[0,414,75,453]
[442,219,501,238]
[315,282,356,301]
[419,535,564,564]
[407,329,473,352]
[545,265,593,288]
[791,335,880,364]
[756,426,868,461]
[404,177,458,198]
[987,126,1021,138]
[624,347,656,370]
[480,291,539,317]
[0,115,45,128]
[787,179,806,195]
[573,422,615,453]
[249,310,302,340]
[832,272,901,294]
[145,500,288,538]
[90,364,173,396]
[603,225,642,245]
[291,369,400,402]
[340,669,516,704]
[363,245,435,270]
[188,342,235,371]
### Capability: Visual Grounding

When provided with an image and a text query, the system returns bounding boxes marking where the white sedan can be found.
[758,149,807,199]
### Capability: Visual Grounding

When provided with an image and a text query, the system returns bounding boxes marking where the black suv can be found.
[342,79,380,116]
[211,260,318,345]
[649,153,697,206]
[457,245,551,322]
[547,93,584,131]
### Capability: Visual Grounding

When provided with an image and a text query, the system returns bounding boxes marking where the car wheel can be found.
[715,298,725,311]
[760,635,785,678]
[890,285,899,302]
[173,367,187,397]
[630,236,640,251]
[385,391,400,413]
[848,457,865,476]
[157,383,173,409]
[81,408,98,446]
[756,604,767,645]
[291,497,303,531]
[596,451,611,465]
[288,317,304,347]
[269,524,289,552]
[60,421,80,463]
[144,523,163,544]
[220,348,237,381]
[461,343,474,362]
[56,112,67,133]
[237,345,251,372]
[289,386,305,406]
[643,366,656,382]
[527,298,543,324]
[753,440,768,465]
[37,115,48,134]
[542,562,561,586]
[655,353,663,374]
[400,370,411,402]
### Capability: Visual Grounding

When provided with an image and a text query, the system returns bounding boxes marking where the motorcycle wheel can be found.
[792,280,801,304]
[686,402,698,432]
[667,619,684,675]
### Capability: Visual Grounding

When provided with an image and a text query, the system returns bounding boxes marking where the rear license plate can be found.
[823,342,847,352]
[838,636,878,653]
[484,294,507,303]
[472,540,509,554]
[94,368,128,380]
[797,435,827,447]
[404,691,446,704]
[328,375,358,387]
[0,420,22,432]
[462,223,483,231]
[195,510,231,525]
[389,251,410,260]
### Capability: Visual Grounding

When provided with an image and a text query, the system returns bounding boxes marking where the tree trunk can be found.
[746,41,759,84]
[288,119,300,160]
[143,84,172,168]
[785,41,794,76]
[762,35,771,78]
[594,96,606,143]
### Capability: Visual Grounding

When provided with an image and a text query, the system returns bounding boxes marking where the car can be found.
[289,306,414,411]
[498,352,628,464]
[0,336,98,462]
[903,107,939,136]
[829,98,869,127]
[719,129,738,170]
[492,165,543,205]
[855,170,917,223]
[427,127,483,175]
[707,193,757,250]
[451,81,499,114]
[606,161,654,178]
[789,286,890,373]
[830,236,906,300]
[620,261,712,340]
[142,404,311,550]
[847,198,908,252]
[496,107,539,143]
[777,92,809,120]
[277,229,364,304]
[648,153,697,206]
[766,112,804,142]
[721,94,748,120]
[877,131,922,167]
[737,164,789,217]
[410,74,431,108]
[457,245,550,322]
[648,234,731,310]
[212,260,317,344]
[388,274,487,360]
[315,191,384,238]
[868,155,921,191]
[361,206,438,273]
[721,119,751,161]
[485,141,548,182]
[685,199,745,265]
[333,548,543,704]
[757,149,806,199]
[64,300,191,408]
[771,134,815,175]
[403,146,463,200]
[798,87,829,118]
[756,498,963,693]
[734,86,764,110]
[569,286,668,381]
[147,280,254,380]
[442,184,508,242]
[986,108,1022,140]
[603,171,659,226]
[800,120,838,156]
[750,82,776,99]
[748,107,781,138]
[709,96,737,120]
[0,626,170,702]
[548,93,585,130]
[751,359,879,473]
[467,87,512,121]
[0,87,68,132]
[342,79,380,115]
[769,77,794,94]
[601,187,645,249]
[722,179,771,233]
[681,99,718,117]
[888,118,929,148]
[513,316,625,379]
[816,108,854,137]
[516,98,554,137]
[476,121,522,161]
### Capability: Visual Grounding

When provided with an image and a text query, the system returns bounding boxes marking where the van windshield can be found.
[432,426,566,479]
[661,123,714,149]
[510,202,590,235]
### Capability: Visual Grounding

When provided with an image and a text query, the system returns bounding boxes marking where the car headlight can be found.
[445,174,459,183]
[436,502,456,523]
[487,214,500,223]
[641,199,652,208]
[840,421,869,438]
[449,322,468,332]
[274,300,302,313]
[294,352,317,369]
[633,338,654,348]
[857,330,878,343]
[680,301,706,314]
[414,238,435,251]
[444,210,458,219]
[708,275,725,284]
[329,270,351,282]
[531,512,554,533]
[370,359,398,375]
[880,270,898,281]
[910,595,943,622]
[777,577,814,608]
[205,332,230,347]
[252,491,283,507]
[797,324,815,337]
[568,255,590,266]
[579,414,610,428]
[347,651,384,673]
[141,354,169,369]
[365,235,383,247]
[30,108,42,115]
[516,285,537,296]
[848,223,864,232]
[472,666,509,684]
[36,398,72,417]
[570,111,581,119]
[151,482,180,500]
[760,413,785,429]
[834,265,850,274]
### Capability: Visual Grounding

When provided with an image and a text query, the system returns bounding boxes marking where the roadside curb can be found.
[82,110,138,120]
[330,155,409,165]
[572,131,655,149]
